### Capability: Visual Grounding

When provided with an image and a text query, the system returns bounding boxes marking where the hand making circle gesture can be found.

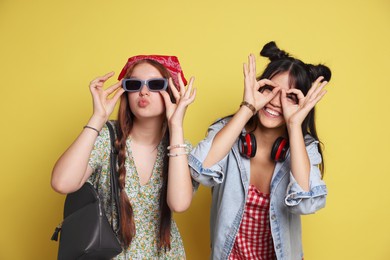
[281,76,328,127]
[243,54,281,112]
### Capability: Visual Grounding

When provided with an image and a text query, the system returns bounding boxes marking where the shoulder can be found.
[94,121,118,150]
[98,124,111,142]
[102,120,118,140]
[304,134,322,163]
[208,116,233,131]
[304,134,317,145]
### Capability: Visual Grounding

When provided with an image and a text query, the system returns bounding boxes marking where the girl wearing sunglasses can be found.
[51,55,196,259]
[189,42,331,259]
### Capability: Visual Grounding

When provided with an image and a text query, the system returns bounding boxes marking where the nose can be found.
[269,91,281,107]
[139,84,150,96]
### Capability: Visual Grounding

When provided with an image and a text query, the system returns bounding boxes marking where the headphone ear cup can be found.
[238,134,248,158]
[271,137,289,162]
[239,133,257,158]
[249,133,257,158]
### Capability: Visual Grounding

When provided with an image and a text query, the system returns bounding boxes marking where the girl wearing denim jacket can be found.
[189,41,331,260]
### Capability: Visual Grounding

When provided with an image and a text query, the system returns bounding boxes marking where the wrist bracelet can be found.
[240,101,256,115]
[167,144,188,150]
[168,151,189,157]
[83,125,100,136]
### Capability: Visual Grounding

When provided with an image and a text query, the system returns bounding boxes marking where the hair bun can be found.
[260,41,289,61]
[306,64,332,82]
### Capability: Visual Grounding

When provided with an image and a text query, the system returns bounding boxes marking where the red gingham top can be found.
[229,185,276,260]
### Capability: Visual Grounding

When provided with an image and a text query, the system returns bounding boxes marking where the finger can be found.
[94,82,105,88]
[280,88,288,108]
[307,81,328,102]
[101,71,115,81]
[90,81,105,92]
[91,71,115,84]
[249,54,255,75]
[306,76,324,97]
[186,88,197,104]
[299,89,327,114]
[252,54,256,74]
[243,63,248,77]
[311,80,328,98]
[183,77,195,99]
[310,89,327,105]
[168,77,180,101]
[257,79,278,87]
[160,89,173,106]
[286,88,305,100]
[105,79,123,95]
[110,87,125,103]
[263,86,281,102]
[179,87,197,108]
[177,73,186,95]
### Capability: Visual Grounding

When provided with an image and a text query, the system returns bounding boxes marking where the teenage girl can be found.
[51,55,196,259]
[188,42,331,259]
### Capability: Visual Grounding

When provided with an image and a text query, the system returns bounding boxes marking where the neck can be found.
[254,123,287,149]
[131,116,165,145]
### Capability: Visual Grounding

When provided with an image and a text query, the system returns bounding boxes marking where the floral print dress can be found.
[88,123,190,259]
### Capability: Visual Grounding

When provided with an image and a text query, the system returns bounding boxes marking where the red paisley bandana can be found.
[117,55,187,88]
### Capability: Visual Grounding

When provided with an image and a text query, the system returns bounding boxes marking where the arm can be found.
[284,139,327,215]
[281,77,329,214]
[51,72,124,194]
[160,76,196,213]
[281,76,328,191]
[203,54,281,168]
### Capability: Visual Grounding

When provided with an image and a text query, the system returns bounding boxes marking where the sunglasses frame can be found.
[122,78,168,92]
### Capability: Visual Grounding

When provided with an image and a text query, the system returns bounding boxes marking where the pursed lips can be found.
[138,98,149,107]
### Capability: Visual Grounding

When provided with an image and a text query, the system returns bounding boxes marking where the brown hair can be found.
[115,59,173,250]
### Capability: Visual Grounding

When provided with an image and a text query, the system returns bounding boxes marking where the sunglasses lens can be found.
[148,79,167,91]
[123,80,142,91]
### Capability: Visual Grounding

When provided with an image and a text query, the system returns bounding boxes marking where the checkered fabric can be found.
[229,185,276,260]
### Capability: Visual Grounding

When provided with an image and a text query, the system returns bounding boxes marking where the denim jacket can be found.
[188,118,327,260]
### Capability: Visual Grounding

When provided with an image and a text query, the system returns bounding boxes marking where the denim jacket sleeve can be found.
[284,138,327,215]
[188,119,229,187]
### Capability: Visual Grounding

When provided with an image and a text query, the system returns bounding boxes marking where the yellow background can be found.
[1,0,389,259]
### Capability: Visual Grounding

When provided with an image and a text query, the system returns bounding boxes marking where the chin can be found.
[259,118,286,130]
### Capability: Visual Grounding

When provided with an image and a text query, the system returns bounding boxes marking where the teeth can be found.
[265,108,280,116]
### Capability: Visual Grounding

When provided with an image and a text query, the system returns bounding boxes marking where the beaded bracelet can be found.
[167,144,188,150]
[167,151,189,157]
[240,101,256,115]
[83,125,100,136]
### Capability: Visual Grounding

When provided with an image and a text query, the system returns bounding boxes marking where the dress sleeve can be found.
[284,139,327,215]
[188,119,229,187]
[87,124,111,186]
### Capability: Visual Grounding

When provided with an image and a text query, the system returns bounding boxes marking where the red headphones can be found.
[238,133,289,161]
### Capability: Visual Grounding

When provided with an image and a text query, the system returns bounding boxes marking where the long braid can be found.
[116,96,135,248]
[158,129,171,251]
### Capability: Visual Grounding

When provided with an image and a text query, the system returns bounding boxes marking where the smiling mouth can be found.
[264,107,281,117]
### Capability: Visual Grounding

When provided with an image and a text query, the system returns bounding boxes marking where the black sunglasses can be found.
[122,78,168,92]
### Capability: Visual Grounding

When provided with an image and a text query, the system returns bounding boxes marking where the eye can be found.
[259,85,274,93]
[286,93,298,104]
